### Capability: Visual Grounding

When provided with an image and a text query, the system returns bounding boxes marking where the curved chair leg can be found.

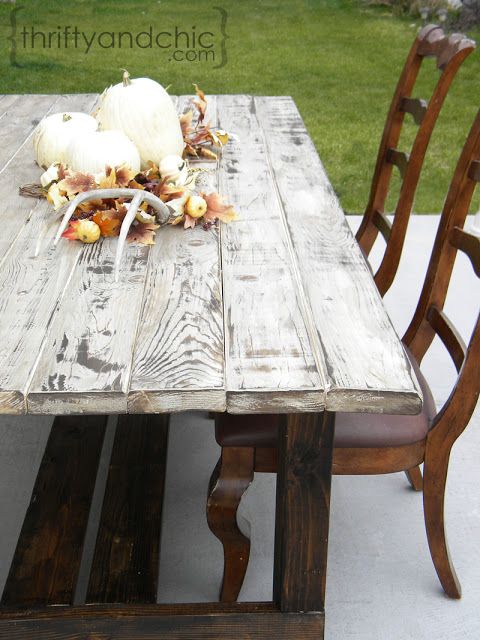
[207,447,255,602]
[405,465,423,491]
[423,444,461,598]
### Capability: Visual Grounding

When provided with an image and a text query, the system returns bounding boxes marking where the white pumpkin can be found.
[95,72,184,168]
[65,129,141,175]
[33,112,98,169]
[159,154,188,184]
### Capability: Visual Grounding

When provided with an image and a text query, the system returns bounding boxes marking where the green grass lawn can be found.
[0,0,478,212]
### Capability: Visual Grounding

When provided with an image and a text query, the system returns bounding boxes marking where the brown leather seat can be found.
[216,348,436,449]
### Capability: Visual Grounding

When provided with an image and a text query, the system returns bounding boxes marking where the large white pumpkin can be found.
[65,129,141,175]
[33,112,98,168]
[95,74,184,168]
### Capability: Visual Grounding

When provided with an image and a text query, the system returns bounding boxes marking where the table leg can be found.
[274,411,335,623]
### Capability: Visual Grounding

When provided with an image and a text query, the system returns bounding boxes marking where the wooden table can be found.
[0,93,422,639]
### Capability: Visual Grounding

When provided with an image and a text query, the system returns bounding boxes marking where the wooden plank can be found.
[0,94,55,172]
[0,207,83,413]
[274,411,334,615]
[0,95,54,171]
[254,96,422,414]
[128,95,225,414]
[0,94,100,414]
[0,603,324,640]
[86,414,169,604]
[26,237,150,415]
[1,415,108,607]
[216,95,324,413]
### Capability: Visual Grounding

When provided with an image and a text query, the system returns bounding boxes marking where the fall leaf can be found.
[209,130,229,147]
[168,214,185,226]
[198,148,218,161]
[154,178,188,202]
[189,127,212,146]
[92,209,121,237]
[57,163,67,181]
[145,161,161,180]
[202,192,238,223]
[184,214,197,229]
[115,202,128,221]
[179,110,194,137]
[115,164,136,187]
[62,220,80,240]
[193,84,207,123]
[127,179,146,190]
[183,142,198,158]
[127,222,160,245]
[57,171,96,197]
[97,166,119,189]
[77,198,104,214]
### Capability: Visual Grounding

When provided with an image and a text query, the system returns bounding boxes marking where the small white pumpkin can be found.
[95,71,184,168]
[65,129,141,175]
[33,112,98,169]
[159,154,188,184]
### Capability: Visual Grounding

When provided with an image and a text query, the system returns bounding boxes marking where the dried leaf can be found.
[184,142,198,158]
[198,148,218,161]
[210,130,229,147]
[169,214,185,226]
[77,198,104,214]
[179,110,194,137]
[97,166,119,189]
[155,179,188,202]
[115,164,136,187]
[127,179,146,190]
[92,209,121,237]
[184,214,197,229]
[57,171,96,197]
[202,191,238,223]
[127,222,160,245]
[193,84,207,122]
[145,161,161,180]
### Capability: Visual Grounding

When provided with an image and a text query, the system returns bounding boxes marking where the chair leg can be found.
[423,443,461,599]
[206,447,255,602]
[405,465,423,491]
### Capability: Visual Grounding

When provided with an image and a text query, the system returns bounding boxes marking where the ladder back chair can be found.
[207,110,480,603]
[356,24,474,297]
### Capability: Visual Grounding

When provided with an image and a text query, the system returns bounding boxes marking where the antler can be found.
[114,191,145,282]
[53,188,171,281]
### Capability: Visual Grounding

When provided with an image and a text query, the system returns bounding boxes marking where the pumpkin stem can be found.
[122,69,131,87]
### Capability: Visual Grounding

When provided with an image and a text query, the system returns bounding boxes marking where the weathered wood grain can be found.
[0,93,422,416]
[0,94,101,413]
[128,96,225,414]
[86,414,169,604]
[0,94,55,172]
[0,603,324,640]
[1,415,107,607]
[254,96,422,414]
[274,411,335,612]
[26,237,150,414]
[216,95,324,413]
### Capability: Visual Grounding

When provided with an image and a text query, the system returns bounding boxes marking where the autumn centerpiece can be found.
[22,77,237,276]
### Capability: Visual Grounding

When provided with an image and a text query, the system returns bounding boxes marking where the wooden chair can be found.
[207,110,480,603]
[355,24,474,297]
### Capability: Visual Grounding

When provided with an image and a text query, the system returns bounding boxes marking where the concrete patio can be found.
[0,215,478,639]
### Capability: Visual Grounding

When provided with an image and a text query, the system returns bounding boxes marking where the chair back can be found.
[403,109,480,443]
[357,25,475,297]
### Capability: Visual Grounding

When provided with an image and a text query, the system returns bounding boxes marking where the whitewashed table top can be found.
[0,93,422,416]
